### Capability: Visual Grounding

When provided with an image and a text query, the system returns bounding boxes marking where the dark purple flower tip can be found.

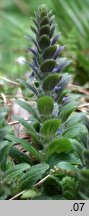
[50,24,55,38]
[53,46,65,59]
[54,85,61,94]
[51,33,61,45]
[33,57,39,67]
[53,60,70,73]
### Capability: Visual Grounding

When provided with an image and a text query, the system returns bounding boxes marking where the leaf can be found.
[26,83,39,97]
[19,163,49,190]
[70,139,83,161]
[39,35,50,49]
[4,163,30,183]
[0,106,8,118]
[60,100,78,121]
[45,138,72,159]
[0,141,14,170]
[9,146,33,165]
[40,24,50,36]
[43,175,62,196]
[31,25,38,36]
[14,116,39,143]
[40,10,47,18]
[17,100,40,120]
[47,153,81,167]
[65,112,85,128]
[56,161,79,176]
[41,59,56,73]
[43,73,60,91]
[81,169,89,179]
[37,96,54,116]
[6,135,43,161]
[0,141,13,161]
[40,16,49,26]
[84,150,89,167]
[62,176,78,200]
[43,45,57,59]
[0,126,12,140]
[63,123,88,139]
[40,118,61,141]
[21,189,39,199]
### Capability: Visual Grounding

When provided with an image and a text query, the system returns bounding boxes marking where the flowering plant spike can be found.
[28,4,71,101]
[15,4,89,200]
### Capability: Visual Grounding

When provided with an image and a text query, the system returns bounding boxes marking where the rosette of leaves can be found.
[7,5,88,200]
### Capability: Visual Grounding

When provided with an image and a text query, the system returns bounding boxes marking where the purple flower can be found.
[51,33,61,45]
[62,96,68,102]
[53,46,65,59]
[54,85,61,94]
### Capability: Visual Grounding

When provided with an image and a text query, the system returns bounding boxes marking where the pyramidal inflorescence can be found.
[28,4,71,101]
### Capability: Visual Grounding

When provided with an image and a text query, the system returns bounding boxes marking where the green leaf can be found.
[70,139,83,161]
[14,116,39,143]
[84,150,89,167]
[40,9,47,18]
[9,146,33,165]
[79,192,89,200]
[56,161,79,176]
[63,123,88,139]
[0,141,14,170]
[19,163,49,190]
[4,163,30,183]
[40,24,50,36]
[45,138,72,159]
[6,135,43,161]
[43,73,60,91]
[26,83,39,97]
[17,100,39,120]
[0,126,12,140]
[40,118,61,141]
[60,100,78,121]
[37,96,54,116]
[65,112,85,127]
[41,59,56,73]
[39,35,50,49]
[47,153,81,167]
[41,16,49,26]
[62,176,78,200]
[21,189,39,199]
[81,169,89,178]
[0,106,8,118]
[43,175,62,196]
[43,45,57,59]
